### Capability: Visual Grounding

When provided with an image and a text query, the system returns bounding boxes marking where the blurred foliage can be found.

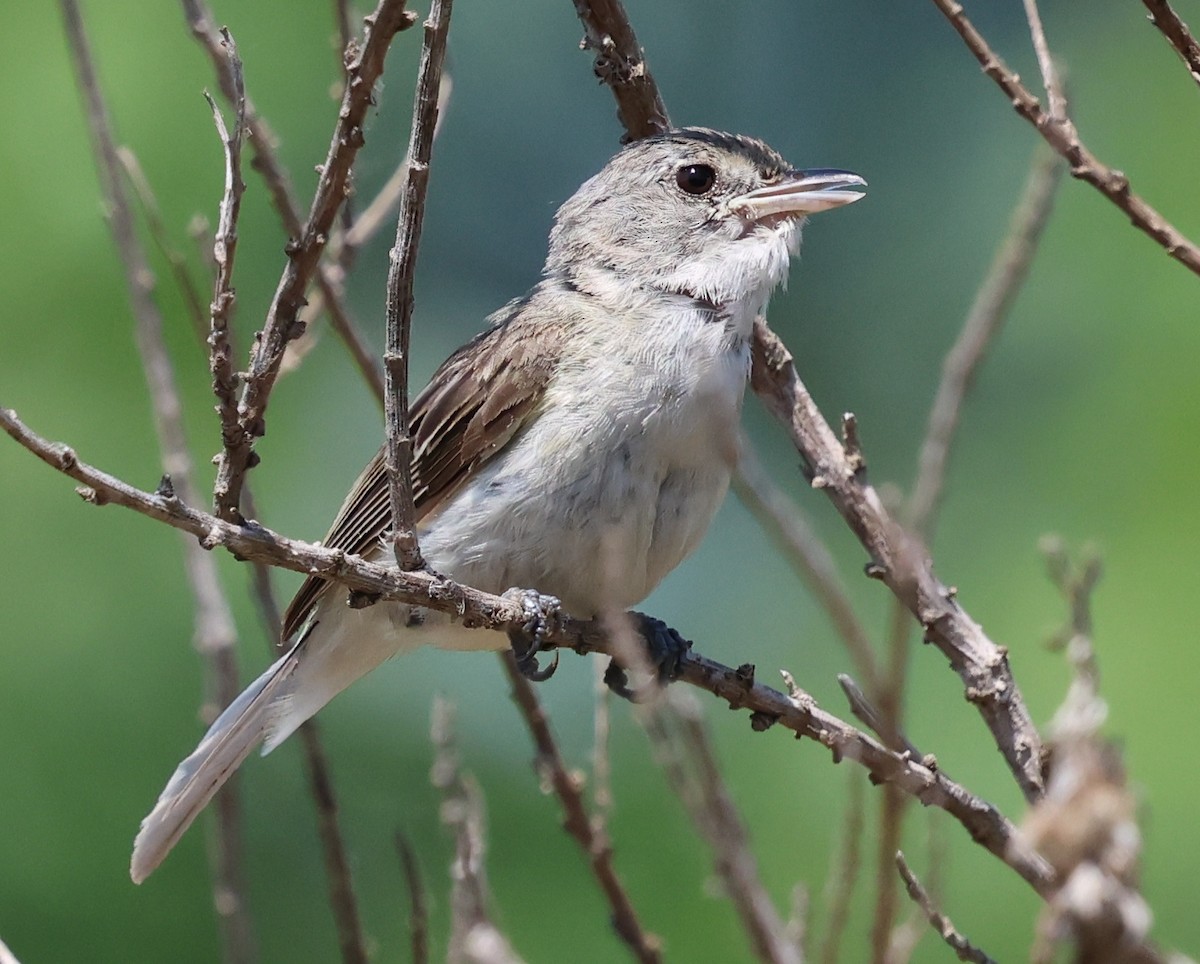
[1,0,1198,961]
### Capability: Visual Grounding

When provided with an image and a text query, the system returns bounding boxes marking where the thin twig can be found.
[500,653,663,963]
[571,0,670,140]
[750,321,1046,801]
[283,73,453,390]
[298,723,369,964]
[383,0,452,571]
[638,692,798,964]
[734,438,881,695]
[204,34,247,486]
[819,773,865,964]
[117,147,210,343]
[895,852,996,964]
[591,658,614,820]
[909,145,1064,542]
[1020,0,1067,121]
[0,406,1055,895]
[58,4,254,960]
[430,698,525,964]
[1024,542,1168,964]
[872,144,1063,952]
[928,0,1200,278]
[836,675,921,760]
[1141,0,1200,91]
[396,832,430,964]
[185,0,394,403]
[206,0,415,523]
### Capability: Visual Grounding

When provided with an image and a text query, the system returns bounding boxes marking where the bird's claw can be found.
[502,588,563,682]
[603,613,692,701]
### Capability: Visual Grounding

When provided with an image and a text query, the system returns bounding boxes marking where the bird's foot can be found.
[502,587,562,682]
[603,613,692,701]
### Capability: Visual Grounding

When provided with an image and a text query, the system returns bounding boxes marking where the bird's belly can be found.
[419,413,735,619]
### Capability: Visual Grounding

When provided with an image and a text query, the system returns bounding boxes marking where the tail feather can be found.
[129,644,301,884]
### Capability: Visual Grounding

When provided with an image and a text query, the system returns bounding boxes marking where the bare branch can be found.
[734,439,881,694]
[591,659,614,820]
[1141,0,1200,91]
[117,147,210,343]
[500,653,663,963]
[383,0,452,571]
[896,852,996,964]
[749,321,1046,801]
[283,75,453,395]
[819,773,865,964]
[183,0,390,405]
[1024,543,1170,964]
[1020,0,1067,120]
[837,675,922,760]
[396,832,430,964]
[206,0,416,523]
[571,0,670,140]
[928,0,1200,278]
[58,4,254,959]
[430,699,525,964]
[298,723,369,964]
[640,689,800,964]
[908,145,1063,543]
[203,35,246,485]
[0,406,1055,894]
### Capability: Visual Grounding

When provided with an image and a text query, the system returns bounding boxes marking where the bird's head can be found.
[546,127,865,309]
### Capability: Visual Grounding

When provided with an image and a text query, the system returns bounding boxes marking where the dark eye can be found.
[675,164,717,195]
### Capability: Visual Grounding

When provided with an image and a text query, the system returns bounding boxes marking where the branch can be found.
[896,852,996,964]
[749,321,1046,801]
[59,4,254,959]
[500,654,663,963]
[182,0,398,417]
[203,35,246,485]
[1020,0,1066,121]
[572,0,670,139]
[818,774,865,964]
[908,145,1063,543]
[431,699,525,964]
[207,0,415,523]
[297,723,369,964]
[383,0,452,570]
[395,833,431,964]
[928,0,1200,278]
[642,689,800,964]
[0,406,1054,894]
[1141,0,1200,91]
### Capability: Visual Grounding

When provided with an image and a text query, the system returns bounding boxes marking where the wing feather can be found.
[280,298,561,640]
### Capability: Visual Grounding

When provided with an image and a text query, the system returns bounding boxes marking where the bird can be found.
[130,127,865,883]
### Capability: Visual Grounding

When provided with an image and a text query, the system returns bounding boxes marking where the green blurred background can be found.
[2,0,1197,960]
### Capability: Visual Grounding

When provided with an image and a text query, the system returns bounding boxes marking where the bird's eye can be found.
[675,164,717,195]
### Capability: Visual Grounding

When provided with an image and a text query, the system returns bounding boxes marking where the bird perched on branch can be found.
[131,127,865,882]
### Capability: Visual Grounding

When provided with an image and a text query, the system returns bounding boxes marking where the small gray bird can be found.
[131,128,864,882]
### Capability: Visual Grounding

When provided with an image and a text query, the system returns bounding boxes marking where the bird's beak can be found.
[729,169,867,220]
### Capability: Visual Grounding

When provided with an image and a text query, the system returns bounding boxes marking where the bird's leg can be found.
[502,587,562,682]
[603,613,692,700]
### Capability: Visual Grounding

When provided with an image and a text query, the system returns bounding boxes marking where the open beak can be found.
[729,168,866,220]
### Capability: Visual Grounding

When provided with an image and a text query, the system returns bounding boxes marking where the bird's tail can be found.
[129,641,303,884]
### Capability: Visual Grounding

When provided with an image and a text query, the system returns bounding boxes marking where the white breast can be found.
[419,294,753,619]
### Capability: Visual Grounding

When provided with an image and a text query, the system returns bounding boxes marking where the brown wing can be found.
[280,299,561,640]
